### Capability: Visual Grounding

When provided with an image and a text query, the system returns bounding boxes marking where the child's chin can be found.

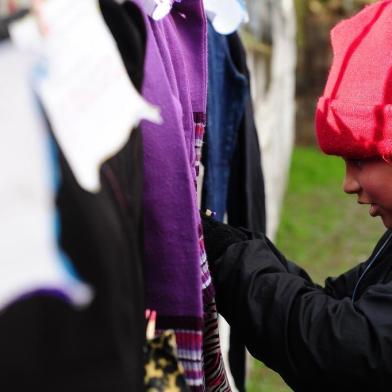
[381,215,392,229]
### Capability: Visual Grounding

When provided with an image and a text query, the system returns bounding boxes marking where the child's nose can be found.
[343,169,361,194]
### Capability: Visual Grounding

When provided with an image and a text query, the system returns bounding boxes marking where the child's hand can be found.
[201,211,249,272]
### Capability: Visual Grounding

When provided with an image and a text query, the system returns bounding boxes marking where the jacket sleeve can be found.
[213,236,392,391]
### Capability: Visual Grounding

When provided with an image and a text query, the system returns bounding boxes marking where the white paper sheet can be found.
[11,0,162,193]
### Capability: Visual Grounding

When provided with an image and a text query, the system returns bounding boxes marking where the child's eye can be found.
[347,159,363,168]
[353,159,363,168]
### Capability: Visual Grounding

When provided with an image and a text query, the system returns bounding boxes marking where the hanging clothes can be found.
[202,21,266,232]
[226,31,267,392]
[130,0,231,389]
[0,2,146,390]
[144,330,191,391]
[202,23,266,392]
[0,40,92,313]
[226,33,266,236]
[202,21,249,223]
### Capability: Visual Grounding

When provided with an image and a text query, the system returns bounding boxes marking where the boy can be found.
[202,1,392,391]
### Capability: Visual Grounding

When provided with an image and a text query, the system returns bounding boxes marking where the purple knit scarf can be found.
[132,1,231,390]
[139,0,207,319]
[135,0,205,380]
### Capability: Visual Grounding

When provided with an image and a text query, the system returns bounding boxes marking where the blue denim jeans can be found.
[202,21,248,221]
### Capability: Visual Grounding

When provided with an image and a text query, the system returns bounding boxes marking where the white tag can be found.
[204,0,249,35]
[0,42,93,310]
[11,0,162,193]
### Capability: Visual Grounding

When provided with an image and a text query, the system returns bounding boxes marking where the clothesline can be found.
[0,1,296,391]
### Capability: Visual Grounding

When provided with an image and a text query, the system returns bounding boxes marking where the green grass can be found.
[247,146,384,392]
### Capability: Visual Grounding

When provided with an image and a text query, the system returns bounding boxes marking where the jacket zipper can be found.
[351,231,392,303]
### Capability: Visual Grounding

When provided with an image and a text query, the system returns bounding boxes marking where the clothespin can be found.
[205,209,216,218]
[8,0,17,14]
[145,309,157,340]
[203,0,249,35]
[32,0,48,37]
[140,0,173,21]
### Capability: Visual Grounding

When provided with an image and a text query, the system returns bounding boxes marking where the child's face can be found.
[343,157,392,228]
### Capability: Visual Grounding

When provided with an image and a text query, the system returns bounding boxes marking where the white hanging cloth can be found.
[10,0,162,193]
[0,40,93,310]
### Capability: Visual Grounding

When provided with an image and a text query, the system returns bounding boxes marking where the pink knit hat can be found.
[316,0,392,159]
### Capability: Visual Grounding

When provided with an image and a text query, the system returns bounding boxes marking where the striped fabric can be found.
[195,120,205,177]
[155,327,204,389]
[160,113,231,391]
[200,235,231,391]
[194,113,232,392]
[203,300,231,391]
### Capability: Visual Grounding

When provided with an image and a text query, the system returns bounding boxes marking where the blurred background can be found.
[243,1,383,390]
[0,1,386,390]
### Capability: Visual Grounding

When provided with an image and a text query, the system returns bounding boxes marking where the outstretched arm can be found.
[202,215,392,391]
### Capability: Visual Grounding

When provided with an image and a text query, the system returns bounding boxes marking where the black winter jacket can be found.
[202,215,392,391]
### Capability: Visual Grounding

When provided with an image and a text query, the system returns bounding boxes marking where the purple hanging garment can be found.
[131,0,231,390]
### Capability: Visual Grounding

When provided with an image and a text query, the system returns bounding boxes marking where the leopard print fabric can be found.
[144,330,191,392]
